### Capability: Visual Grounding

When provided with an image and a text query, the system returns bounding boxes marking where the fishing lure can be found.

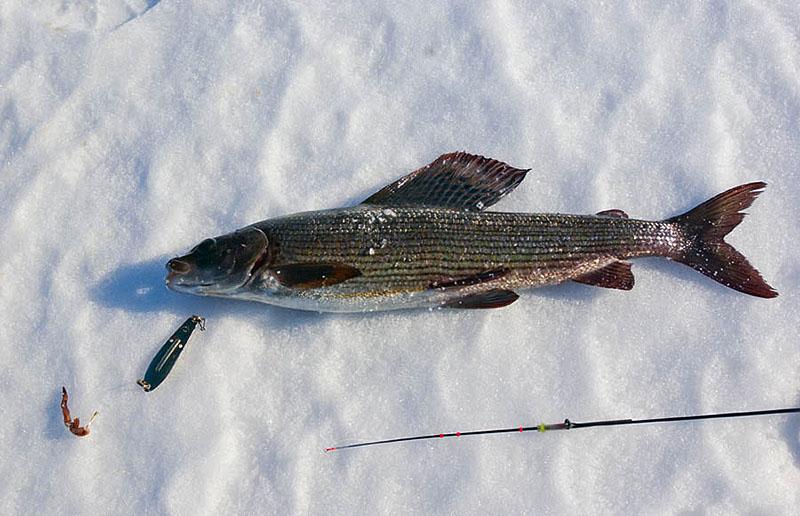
[325,405,800,452]
[137,315,205,392]
[60,387,98,437]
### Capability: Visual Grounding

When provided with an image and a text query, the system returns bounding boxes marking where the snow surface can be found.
[2,1,799,514]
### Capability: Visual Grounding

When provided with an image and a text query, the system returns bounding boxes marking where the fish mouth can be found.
[165,258,247,293]
[165,258,199,292]
[166,258,191,281]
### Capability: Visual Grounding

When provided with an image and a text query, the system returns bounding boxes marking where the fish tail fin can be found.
[666,182,778,298]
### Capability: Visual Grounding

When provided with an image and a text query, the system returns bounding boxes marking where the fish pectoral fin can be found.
[596,209,629,218]
[429,268,510,289]
[443,289,520,309]
[572,261,634,290]
[361,152,529,211]
[272,263,362,289]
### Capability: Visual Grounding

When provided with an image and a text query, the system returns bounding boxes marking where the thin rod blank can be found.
[325,407,800,452]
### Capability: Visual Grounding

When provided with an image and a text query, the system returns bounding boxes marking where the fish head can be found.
[165,226,270,295]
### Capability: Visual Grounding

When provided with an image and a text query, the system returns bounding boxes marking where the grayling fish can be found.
[165,152,777,312]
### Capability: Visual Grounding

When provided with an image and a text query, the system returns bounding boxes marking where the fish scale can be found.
[247,207,681,309]
[262,208,678,276]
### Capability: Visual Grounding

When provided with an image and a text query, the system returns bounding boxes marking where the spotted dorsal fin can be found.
[362,152,530,211]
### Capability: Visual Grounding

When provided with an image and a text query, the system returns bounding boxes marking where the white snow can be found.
[2,1,799,514]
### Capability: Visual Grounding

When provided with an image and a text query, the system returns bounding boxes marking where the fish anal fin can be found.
[444,289,519,309]
[362,152,529,211]
[429,268,510,290]
[273,263,362,289]
[573,261,634,290]
[596,209,628,218]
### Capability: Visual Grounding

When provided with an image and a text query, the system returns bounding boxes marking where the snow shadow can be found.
[92,257,174,314]
[91,257,321,329]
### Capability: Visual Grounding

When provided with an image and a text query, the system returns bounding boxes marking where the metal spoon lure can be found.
[137,315,205,392]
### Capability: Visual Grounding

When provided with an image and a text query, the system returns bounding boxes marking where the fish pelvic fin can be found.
[443,289,519,309]
[667,182,777,298]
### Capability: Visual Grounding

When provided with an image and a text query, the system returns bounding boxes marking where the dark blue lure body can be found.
[137,315,205,392]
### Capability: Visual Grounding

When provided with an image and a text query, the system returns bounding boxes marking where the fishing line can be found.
[324,406,800,452]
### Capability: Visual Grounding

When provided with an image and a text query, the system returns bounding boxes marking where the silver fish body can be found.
[166,152,777,311]
[241,207,679,312]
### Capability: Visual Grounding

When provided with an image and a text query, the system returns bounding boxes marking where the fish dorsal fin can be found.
[573,261,634,290]
[362,152,530,211]
[596,209,628,218]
